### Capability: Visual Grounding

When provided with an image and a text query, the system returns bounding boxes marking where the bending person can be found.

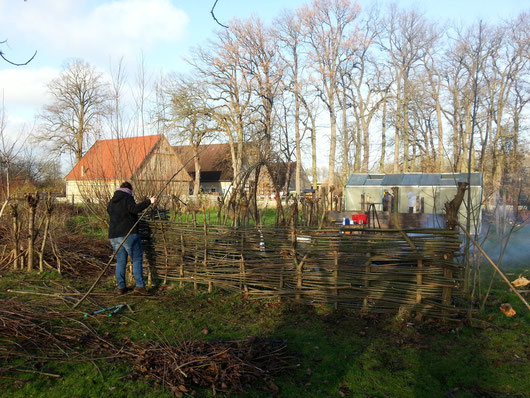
[107,181,155,295]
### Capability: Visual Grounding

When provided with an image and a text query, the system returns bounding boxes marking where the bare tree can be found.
[275,10,305,196]
[423,35,446,171]
[380,6,438,172]
[37,59,110,163]
[133,52,152,137]
[189,29,253,193]
[442,37,475,172]
[232,17,284,162]
[300,0,361,188]
[486,16,530,191]
[0,92,15,199]
[108,57,129,140]
[0,92,33,199]
[166,76,216,195]
[341,6,390,174]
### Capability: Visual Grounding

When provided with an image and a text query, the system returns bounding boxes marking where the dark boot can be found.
[133,286,149,295]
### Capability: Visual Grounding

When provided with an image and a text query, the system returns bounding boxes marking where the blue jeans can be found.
[109,234,145,289]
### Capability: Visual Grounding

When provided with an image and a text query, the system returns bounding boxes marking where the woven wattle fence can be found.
[140,220,466,319]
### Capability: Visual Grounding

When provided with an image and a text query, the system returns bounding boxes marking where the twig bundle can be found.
[0,298,104,371]
[0,295,292,394]
[133,337,290,394]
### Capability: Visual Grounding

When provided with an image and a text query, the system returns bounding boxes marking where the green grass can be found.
[170,207,282,227]
[67,215,107,238]
[66,205,297,233]
[1,270,529,398]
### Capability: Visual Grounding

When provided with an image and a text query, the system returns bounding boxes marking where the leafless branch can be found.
[0,40,37,66]
[210,0,229,29]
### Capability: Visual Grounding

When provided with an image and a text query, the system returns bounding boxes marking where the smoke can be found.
[480,224,530,270]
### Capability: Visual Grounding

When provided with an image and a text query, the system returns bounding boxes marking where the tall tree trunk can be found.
[311,114,317,191]
[361,119,370,172]
[380,98,387,173]
[403,88,410,172]
[26,194,39,272]
[394,82,402,173]
[193,155,201,195]
[354,119,361,172]
[341,91,349,184]
[436,94,444,171]
[295,94,301,196]
[462,102,473,172]
[328,97,337,188]
[412,115,417,171]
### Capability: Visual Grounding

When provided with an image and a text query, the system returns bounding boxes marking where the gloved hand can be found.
[150,197,157,204]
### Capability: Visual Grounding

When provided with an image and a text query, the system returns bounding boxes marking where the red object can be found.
[351,214,369,224]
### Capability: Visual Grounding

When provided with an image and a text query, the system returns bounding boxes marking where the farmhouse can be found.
[65,134,191,203]
[173,143,234,195]
[173,143,312,197]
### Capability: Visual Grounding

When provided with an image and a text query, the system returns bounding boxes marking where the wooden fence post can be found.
[179,233,185,288]
[290,201,303,301]
[193,233,198,292]
[26,193,39,272]
[362,252,372,312]
[442,265,453,319]
[416,258,424,320]
[333,238,339,309]
[239,229,248,293]
[204,220,212,293]
[39,194,53,273]
[442,182,467,319]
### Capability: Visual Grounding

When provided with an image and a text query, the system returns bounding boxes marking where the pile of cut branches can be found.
[49,233,111,276]
[0,296,292,395]
[132,337,291,395]
[0,298,108,376]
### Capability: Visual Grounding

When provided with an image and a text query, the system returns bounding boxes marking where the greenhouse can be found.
[344,173,483,228]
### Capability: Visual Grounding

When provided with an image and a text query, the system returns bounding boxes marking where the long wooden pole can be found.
[457,222,530,311]
[72,149,206,309]
[0,199,9,220]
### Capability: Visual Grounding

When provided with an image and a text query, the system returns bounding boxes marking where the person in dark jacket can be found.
[107,181,155,295]
[382,190,393,212]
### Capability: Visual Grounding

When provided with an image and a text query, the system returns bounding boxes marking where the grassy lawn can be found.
[67,214,108,239]
[1,270,528,398]
[67,207,290,236]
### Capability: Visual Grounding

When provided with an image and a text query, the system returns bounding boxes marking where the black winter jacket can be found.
[107,190,151,239]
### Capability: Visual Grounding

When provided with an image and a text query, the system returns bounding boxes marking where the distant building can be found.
[65,134,191,203]
[263,161,312,196]
[344,173,483,228]
[173,143,234,195]
[174,143,311,197]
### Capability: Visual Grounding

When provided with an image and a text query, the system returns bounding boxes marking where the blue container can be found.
[342,217,350,225]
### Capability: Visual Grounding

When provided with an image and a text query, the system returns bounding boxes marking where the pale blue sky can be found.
[0,0,528,155]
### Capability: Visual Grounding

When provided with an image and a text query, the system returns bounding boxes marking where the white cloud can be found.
[2,0,189,62]
[0,67,58,113]
[0,0,189,133]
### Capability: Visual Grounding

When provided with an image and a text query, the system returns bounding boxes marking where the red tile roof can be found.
[65,135,162,180]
